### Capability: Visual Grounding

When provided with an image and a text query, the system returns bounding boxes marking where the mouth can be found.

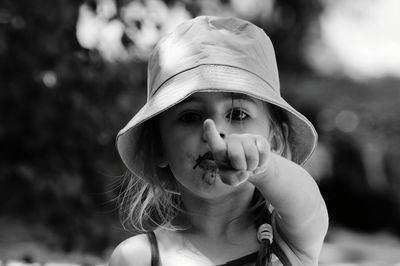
[193,151,233,171]
[193,151,219,185]
[193,151,216,170]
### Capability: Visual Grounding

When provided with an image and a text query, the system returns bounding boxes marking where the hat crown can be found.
[148,16,280,99]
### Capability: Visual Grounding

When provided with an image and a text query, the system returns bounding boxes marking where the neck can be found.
[177,184,256,240]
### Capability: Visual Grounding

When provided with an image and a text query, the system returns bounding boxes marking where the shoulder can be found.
[108,234,151,266]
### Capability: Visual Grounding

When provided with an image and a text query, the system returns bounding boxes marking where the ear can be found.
[281,122,292,160]
[269,122,291,158]
[282,122,289,140]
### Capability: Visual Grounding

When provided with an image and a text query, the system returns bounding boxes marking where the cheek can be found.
[244,117,271,138]
[164,135,184,160]
[161,128,198,165]
[257,110,273,137]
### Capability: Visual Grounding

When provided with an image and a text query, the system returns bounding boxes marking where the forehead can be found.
[180,92,262,105]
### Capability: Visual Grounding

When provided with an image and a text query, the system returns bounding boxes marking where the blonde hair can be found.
[117,99,292,234]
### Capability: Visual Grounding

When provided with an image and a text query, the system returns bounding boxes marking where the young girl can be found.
[110,16,328,266]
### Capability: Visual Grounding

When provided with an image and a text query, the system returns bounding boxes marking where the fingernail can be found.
[203,119,210,132]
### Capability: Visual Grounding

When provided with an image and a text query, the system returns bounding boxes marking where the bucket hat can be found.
[116,16,317,175]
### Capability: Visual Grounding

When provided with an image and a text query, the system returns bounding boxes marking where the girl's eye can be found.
[179,112,202,123]
[227,108,249,121]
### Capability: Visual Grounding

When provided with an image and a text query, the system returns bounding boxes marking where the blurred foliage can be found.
[1,0,399,259]
[0,0,147,255]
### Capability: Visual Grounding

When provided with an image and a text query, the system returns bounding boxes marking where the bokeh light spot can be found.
[335,110,359,133]
[42,71,57,88]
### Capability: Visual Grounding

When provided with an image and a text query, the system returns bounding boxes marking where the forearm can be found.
[251,155,320,219]
[251,154,329,259]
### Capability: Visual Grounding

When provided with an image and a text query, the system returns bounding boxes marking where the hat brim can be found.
[117,65,317,175]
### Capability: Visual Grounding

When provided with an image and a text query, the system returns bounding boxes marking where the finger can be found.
[220,170,250,186]
[242,137,259,171]
[203,119,227,161]
[255,135,270,168]
[227,136,247,170]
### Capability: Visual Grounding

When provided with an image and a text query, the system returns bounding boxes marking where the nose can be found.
[214,117,228,139]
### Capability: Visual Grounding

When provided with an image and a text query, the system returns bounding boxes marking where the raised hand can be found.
[202,119,272,186]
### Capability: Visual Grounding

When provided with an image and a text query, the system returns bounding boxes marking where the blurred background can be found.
[1,0,400,265]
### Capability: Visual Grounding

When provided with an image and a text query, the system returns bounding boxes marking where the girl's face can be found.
[158,92,272,199]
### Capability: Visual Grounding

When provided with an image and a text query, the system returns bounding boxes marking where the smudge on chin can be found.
[202,169,218,185]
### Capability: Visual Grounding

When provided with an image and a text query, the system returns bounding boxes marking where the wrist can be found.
[248,153,280,187]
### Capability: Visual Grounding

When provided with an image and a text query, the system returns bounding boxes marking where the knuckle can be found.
[258,140,270,153]
[229,152,242,163]
[229,154,246,170]
[246,153,258,163]
[227,134,241,142]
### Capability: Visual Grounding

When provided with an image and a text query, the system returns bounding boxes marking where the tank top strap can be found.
[146,231,161,266]
[271,241,292,266]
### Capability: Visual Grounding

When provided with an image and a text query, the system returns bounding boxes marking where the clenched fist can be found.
[202,119,274,186]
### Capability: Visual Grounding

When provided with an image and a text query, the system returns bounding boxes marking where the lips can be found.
[193,151,232,170]
[193,151,217,170]
[197,159,218,170]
